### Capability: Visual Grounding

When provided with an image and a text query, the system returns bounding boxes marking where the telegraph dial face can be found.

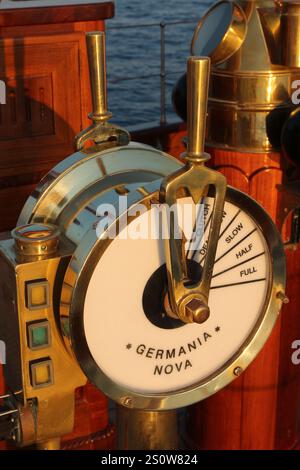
[66,185,285,410]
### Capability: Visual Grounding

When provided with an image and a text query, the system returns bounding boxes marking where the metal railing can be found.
[107,19,198,126]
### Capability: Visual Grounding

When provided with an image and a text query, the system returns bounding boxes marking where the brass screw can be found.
[10,418,16,441]
[276,291,289,304]
[123,397,132,408]
[234,366,243,376]
[185,298,210,324]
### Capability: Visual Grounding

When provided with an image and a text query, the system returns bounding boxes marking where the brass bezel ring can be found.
[191,0,247,65]
[11,223,60,256]
[64,184,285,411]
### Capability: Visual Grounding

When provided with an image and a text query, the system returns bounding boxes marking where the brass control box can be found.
[0,225,86,446]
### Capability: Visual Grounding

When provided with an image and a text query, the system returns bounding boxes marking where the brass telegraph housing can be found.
[0,28,287,450]
[191,0,300,152]
[0,224,86,448]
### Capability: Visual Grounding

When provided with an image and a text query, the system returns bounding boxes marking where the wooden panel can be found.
[63,384,109,440]
[240,164,283,449]
[0,20,106,38]
[0,31,94,230]
[186,380,243,449]
[215,165,249,193]
[275,245,300,449]
[61,424,115,450]
[0,3,114,27]
[0,34,84,175]
[0,75,54,140]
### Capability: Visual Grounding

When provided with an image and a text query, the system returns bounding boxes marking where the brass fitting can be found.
[191,0,300,152]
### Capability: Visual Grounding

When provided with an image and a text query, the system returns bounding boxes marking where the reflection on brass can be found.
[75,32,129,151]
[116,406,178,450]
[192,0,300,152]
[160,57,226,323]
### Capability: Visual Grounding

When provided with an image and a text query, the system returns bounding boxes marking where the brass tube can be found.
[187,56,210,158]
[281,2,300,68]
[116,406,178,450]
[86,32,111,121]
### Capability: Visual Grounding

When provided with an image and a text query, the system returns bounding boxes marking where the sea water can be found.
[107,0,213,127]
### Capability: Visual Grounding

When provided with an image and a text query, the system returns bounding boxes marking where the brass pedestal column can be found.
[116,407,178,450]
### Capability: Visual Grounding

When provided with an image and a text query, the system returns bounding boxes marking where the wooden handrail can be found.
[0,2,115,27]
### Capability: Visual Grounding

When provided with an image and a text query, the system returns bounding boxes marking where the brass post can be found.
[75,31,129,150]
[280,1,300,68]
[116,406,178,450]
[186,56,210,159]
[86,31,112,122]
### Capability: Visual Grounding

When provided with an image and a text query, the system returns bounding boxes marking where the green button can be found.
[32,326,48,346]
[28,321,50,350]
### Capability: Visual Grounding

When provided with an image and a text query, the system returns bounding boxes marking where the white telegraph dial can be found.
[84,197,269,395]
[67,184,285,410]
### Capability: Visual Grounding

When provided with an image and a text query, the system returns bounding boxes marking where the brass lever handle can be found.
[186,56,210,159]
[160,56,227,324]
[75,31,129,151]
[86,32,112,122]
